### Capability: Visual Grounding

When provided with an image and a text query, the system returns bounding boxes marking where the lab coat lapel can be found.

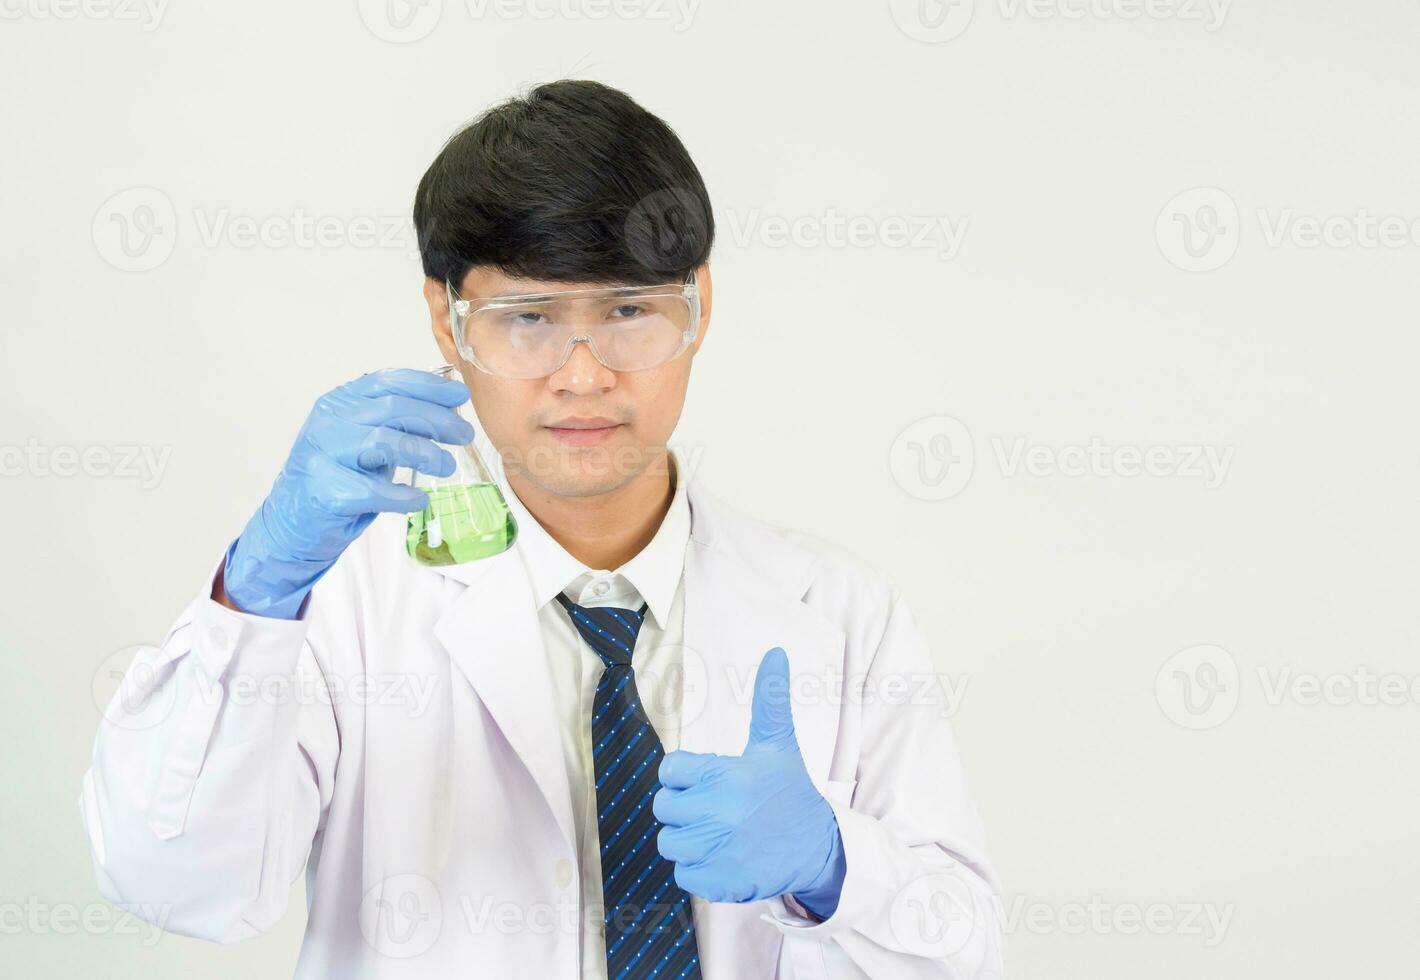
[431,548,578,854]
[676,484,849,977]
[680,483,846,792]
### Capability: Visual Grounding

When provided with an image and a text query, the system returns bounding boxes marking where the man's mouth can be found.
[545,417,622,446]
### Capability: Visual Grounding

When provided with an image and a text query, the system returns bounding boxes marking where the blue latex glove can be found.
[653,647,847,919]
[222,368,474,619]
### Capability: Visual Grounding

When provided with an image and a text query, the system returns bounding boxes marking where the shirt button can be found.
[555,858,574,888]
[594,582,609,596]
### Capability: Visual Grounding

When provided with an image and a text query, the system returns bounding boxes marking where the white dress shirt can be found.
[502,457,692,980]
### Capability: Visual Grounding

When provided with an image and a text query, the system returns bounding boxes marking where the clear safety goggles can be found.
[445,271,701,379]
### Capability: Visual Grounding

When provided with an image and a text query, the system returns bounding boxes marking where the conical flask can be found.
[404,364,518,566]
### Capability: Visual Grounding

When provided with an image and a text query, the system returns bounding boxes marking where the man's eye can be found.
[508,311,549,327]
[609,304,644,319]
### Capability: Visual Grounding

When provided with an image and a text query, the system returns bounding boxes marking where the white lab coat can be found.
[81,463,1003,978]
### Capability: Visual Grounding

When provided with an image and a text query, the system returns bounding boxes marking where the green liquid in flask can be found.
[406,482,518,566]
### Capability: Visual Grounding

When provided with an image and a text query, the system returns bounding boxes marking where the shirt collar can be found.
[502,447,691,628]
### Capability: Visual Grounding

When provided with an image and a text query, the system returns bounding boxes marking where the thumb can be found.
[746,647,796,749]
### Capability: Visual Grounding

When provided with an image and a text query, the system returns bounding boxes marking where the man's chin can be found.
[508,439,648,497]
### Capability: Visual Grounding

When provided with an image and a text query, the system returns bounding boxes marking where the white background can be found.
[3,1,1418,976]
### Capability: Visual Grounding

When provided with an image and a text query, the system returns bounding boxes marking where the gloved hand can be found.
[653,647,847,919]
[222,368,475,619]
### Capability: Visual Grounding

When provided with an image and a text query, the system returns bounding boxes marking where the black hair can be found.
[414,79,714,290]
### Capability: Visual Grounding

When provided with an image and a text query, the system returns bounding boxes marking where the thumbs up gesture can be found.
[653,648,847,918]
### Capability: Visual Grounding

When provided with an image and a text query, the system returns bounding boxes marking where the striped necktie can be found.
[555,592,702,980]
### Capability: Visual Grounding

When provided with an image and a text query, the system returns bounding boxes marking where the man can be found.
[81,79,1003,978]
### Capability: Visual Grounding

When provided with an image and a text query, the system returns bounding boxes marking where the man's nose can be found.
[548,336,616,392]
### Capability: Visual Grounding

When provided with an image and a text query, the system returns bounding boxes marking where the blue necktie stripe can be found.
[594,674,635,723]
[624,893,693,978]
[555,592,702,980]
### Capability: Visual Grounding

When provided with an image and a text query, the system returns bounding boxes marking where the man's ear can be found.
[692,262,712,353]
[423,276,460,365]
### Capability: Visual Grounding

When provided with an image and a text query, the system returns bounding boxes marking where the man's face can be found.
[424,263,712,499]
